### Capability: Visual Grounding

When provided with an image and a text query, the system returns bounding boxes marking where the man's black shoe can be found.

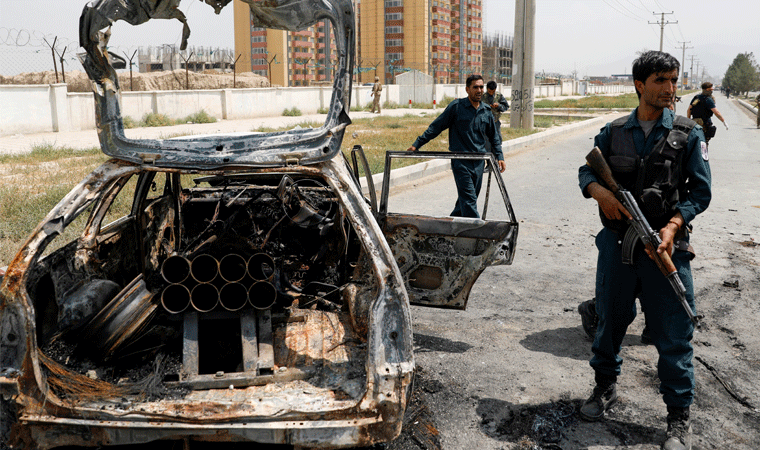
[641,325,653,345]
[662,407,691,450]
[579,383,617,421]
[578,298,598,340]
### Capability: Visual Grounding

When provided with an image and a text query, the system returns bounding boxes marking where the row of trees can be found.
[722,52,760,96]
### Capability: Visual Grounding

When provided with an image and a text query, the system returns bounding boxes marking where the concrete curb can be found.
[737,98,759,115]
[361,112,625,194]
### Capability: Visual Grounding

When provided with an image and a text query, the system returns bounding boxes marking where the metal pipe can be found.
[219,253,247,282]
[161,255,191,284]
[219,282,248,311]
[248,253,276,281]
[191,253,219,283]
[161,283,191,314]
[190,283,219,313]
[248,281,277,310]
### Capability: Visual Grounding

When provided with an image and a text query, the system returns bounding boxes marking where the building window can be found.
[386,12,402,21]
[385,26,403,34]
[385,39,403,47]
[384,0,403,6]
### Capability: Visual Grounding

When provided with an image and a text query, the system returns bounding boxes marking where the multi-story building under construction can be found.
[481,32,513,85]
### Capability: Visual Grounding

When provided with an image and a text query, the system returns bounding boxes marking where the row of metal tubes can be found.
[161,280,278,314]
[161,253,275,285]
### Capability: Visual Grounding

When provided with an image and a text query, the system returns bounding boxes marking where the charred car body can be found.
[0,0,518,448]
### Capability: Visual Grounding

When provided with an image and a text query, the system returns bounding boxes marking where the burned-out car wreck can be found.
[0,0,518,448]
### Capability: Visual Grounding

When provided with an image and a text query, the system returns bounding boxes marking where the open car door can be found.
[378,151,518,309]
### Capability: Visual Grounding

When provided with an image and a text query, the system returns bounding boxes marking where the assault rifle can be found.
[585,147,702,327]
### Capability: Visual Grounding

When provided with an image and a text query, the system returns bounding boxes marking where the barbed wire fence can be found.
[1,27,242,90]
[0,27,82,77]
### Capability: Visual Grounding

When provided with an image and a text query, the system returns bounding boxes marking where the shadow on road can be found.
[413,333,473,354]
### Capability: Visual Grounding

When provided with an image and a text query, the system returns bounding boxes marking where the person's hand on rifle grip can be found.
[587,182,631,221]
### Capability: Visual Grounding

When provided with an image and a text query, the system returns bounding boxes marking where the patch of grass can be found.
[534,93,640,109]
[122,116,138,129]
[0,145,109,264]
[283,107,302,116]
[121,110,218,128]
[291,121,322,129]
[317,106,329,114]
[142,112,175,127]
[251,126,278,133]
[183,109,216,124]
[439,95,456,108]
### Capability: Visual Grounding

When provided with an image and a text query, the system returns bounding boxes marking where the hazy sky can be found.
[1,0,758,79]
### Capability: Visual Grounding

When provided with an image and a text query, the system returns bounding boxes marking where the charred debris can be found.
[32,170,368,399]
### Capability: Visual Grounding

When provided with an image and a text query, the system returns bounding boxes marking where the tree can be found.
[722,52,760,96]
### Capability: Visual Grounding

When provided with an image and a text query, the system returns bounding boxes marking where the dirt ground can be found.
[378,97,760,450]
[0,69,269,92]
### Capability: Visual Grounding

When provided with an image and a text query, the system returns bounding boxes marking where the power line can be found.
[610,0,646,20]
[601,0,641,21]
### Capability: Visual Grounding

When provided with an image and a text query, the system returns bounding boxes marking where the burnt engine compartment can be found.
[29,170,371,397]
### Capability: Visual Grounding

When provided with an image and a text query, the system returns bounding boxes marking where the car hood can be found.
[78,0,355,169]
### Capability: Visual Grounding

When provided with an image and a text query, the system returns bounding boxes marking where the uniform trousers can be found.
[591,227,695,408]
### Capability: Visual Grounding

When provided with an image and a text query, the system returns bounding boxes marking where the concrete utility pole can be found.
[689,55,696,88]
[695,60,701,87]
[649,12,676,52]
[510,0,536,130]
[677,41,692,90]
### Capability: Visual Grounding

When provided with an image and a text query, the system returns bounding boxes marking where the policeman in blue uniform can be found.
[578,51,711,450]
[407,74,506,218]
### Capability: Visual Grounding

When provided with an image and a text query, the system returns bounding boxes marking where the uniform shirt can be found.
[482,91,509,122]
[412,97,504,161]
[690,94,716,125]
[578,107,711,227]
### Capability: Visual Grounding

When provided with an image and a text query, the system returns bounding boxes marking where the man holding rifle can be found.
[577,51,711,450]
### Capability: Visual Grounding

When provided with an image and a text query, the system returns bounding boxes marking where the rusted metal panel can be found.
[240,311,259,373]
[183,311,200,376]
[256,310,275,372]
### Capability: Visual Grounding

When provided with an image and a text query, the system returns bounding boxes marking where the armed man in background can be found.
[687,82,727,145]
[370,76,382,114]
[483,81,509,134]
[577,51,711,450]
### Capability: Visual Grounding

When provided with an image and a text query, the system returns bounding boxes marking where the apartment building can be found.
[234,0,484,86]
[359,0,484,84]
[233,1,341,86]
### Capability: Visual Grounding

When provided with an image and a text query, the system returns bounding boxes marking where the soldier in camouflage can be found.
[483,80,509,132]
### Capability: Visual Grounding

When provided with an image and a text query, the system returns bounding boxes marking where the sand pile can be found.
[0,69,269,92]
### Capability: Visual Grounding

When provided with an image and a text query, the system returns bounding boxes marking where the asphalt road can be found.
[385,93,760,450]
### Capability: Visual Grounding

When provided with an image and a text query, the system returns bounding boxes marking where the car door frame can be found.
[376,151,518,310]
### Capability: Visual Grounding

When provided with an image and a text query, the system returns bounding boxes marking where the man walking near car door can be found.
[407,74,506,218]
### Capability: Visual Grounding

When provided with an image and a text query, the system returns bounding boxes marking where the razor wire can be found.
[0,27,81,77]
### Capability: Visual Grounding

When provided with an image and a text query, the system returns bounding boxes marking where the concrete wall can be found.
[0,80,635,136]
